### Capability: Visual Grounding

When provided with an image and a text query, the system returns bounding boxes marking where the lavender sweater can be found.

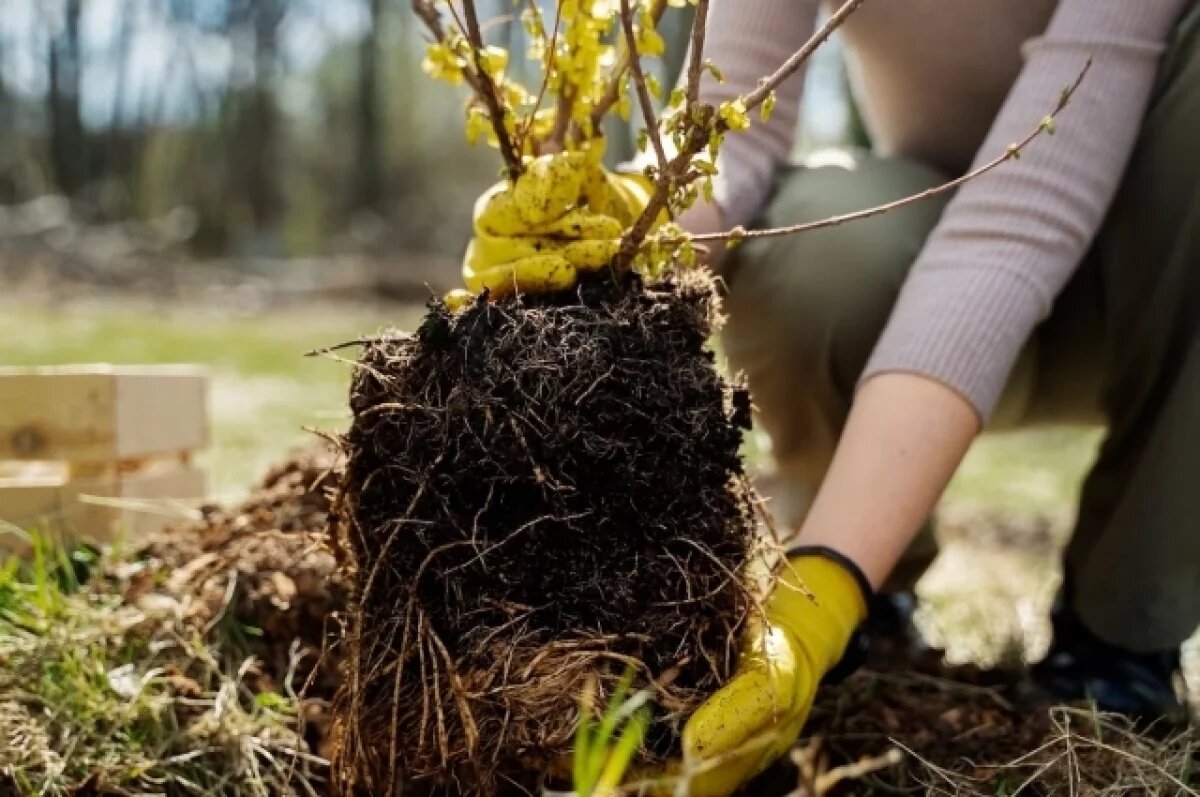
[690,0,1189,420]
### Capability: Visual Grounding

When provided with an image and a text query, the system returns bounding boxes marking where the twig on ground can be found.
[812,746,904,795]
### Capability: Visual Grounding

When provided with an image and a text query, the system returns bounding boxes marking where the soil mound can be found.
[332,272,761,795]
[134,447,347,754]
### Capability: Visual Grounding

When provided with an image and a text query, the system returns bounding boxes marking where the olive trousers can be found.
[721,6,1200,653]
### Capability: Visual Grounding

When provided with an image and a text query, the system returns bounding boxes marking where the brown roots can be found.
[331,271,760,796]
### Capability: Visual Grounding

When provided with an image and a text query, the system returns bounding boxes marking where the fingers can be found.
[463,247,577,298]
[683,663,790,763]
[466,150,637,298]
[531,208,623,240]
[474,152,592,236]
[677,627,813,796]
[469,234,620,275]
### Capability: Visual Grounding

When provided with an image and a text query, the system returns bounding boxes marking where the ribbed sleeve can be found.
[686,0,819,228]
[862,0,1188,421]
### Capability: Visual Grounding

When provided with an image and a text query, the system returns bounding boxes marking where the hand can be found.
[445,150,655,309]
[678,550,869,797]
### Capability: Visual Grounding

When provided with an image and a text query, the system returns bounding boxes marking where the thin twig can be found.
[741,0,866,114]
[682,58,1092,246]
[460,0,524,176]
[589,0,668,128]
[550,89,576,151]
[812,746,905,794]
[683,0,710,107]
[614,0,867,267]
[620,0,668,172]
[516,0,564,154]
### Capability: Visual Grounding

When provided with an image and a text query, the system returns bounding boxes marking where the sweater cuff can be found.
[861,264,1049,422]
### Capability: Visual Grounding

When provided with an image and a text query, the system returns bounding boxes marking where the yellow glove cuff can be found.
[770,548,870,677]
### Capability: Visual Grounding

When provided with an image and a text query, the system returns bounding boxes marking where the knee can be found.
[722,155,949,393]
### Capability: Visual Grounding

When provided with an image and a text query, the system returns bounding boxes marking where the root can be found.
[332,271,761,795]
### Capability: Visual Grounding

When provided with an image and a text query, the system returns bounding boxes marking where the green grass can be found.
[0,533,319,796]
[0,300,420,502]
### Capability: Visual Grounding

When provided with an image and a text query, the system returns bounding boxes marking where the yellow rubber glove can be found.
[678,549,870,797]
[445,151,656,310]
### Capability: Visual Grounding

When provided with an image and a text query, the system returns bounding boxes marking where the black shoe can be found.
[1030,604,1183,721]
[866,591,918,639]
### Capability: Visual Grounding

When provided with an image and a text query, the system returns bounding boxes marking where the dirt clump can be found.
[332,271,761,796]
[129,446,347,756]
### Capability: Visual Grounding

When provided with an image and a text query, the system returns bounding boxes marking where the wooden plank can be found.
[0,365,209,462]
[115,368,210,459]
[0,464,205,554]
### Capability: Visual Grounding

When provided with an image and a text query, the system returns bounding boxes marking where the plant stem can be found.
[740,0,866,115]
[677,59,1092,246]
[683,0,710,107]
[619,0,668,173]
[614,0,868,268]
[589,0,668,129]
[518,0,564,154]
[460,0,524,177]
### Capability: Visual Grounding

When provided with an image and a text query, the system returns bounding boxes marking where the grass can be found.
[0,533,322,796]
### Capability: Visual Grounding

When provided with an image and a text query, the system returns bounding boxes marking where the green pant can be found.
[722,7,1200,653]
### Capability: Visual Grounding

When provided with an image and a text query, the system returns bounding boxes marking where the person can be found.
[462,1,1199,794]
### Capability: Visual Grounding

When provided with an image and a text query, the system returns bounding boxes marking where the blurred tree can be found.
[0,0,848,275]
[355,0,385,211]
[47,0,89,196]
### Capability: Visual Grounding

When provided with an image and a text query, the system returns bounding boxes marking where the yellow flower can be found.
[422,42,465,86]
[718,99,751,132]
[634,24,665,57]
[479,45,509,79]
[465,106,492,145]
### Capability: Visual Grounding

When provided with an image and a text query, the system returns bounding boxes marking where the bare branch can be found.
[589,0,668,128]
[740,0,866,114]
[683,0,710,107]
[549,89,576,152]
[681,59,1092,246]
[615,0,867,268]
[517,0,564,154]
[613,113,712,269]
[460,0,524,176]
[620,0,668,173]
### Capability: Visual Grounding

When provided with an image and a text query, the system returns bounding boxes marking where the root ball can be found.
[333,272,759,795]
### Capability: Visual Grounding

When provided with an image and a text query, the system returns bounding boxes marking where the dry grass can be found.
[0,535,327,796]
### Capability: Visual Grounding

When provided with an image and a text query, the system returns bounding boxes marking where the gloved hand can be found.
[445,150,656,310]
[678,548,871,797]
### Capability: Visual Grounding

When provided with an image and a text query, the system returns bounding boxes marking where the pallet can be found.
[0,365,209,552]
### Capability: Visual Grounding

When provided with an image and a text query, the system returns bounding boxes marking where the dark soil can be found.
[332,272,760,796]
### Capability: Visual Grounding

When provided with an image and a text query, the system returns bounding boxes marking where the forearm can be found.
[792,372,979,589]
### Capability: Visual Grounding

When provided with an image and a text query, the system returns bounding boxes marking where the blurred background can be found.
[0,0,1095,513]
[0,1,853,288]
[0,0,888,499]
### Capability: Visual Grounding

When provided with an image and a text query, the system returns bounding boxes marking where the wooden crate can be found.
[0,365,209,551]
